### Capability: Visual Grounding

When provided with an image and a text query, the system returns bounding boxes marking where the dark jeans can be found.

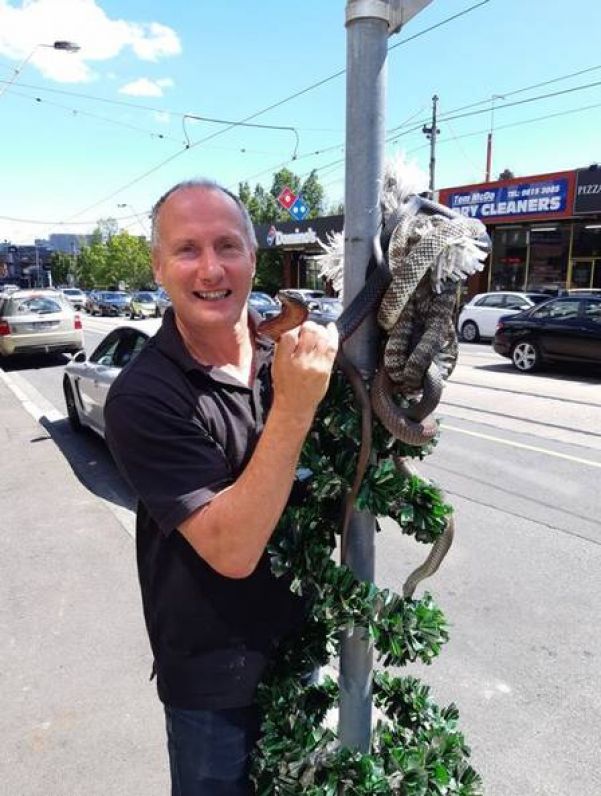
[164,704,261,796]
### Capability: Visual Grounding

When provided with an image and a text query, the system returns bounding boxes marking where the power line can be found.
[49,1,490,227]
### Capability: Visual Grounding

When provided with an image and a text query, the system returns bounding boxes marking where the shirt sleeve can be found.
[104,391,232,536]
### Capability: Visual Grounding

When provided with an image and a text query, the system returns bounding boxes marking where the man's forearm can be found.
[178,404,313,578]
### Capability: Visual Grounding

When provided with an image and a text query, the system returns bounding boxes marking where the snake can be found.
[257,193,489,596]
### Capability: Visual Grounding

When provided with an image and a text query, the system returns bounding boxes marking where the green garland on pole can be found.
[252,371,483,795]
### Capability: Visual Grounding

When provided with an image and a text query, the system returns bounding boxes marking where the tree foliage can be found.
[68,226,152,290]
[239,168,329,293]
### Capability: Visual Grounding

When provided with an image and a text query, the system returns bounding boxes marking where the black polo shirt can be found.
[104,309,307,710]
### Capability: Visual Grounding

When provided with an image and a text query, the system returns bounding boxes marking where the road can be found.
[2,315,601,795]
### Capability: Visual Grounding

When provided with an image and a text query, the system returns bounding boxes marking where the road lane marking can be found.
[441,423,601,469]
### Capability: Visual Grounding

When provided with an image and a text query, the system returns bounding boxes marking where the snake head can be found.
[256,292,309,342]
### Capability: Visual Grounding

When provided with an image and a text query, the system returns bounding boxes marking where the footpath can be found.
[0,374,168,795]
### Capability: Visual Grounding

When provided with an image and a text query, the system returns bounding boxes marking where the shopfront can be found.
[437,165,601,297]
[254,214,343,291]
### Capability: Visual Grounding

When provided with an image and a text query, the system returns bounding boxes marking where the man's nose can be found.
[198,247,223,280]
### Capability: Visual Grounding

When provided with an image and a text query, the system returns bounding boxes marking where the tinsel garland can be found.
[252,371,483,795]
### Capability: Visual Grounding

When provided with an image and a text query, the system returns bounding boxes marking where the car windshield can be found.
[5,295,66,315]
[136,293,154,301]
[63,288,82,296]
[249,293,275,306]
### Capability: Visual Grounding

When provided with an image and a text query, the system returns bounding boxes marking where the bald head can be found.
[151,179,257,252]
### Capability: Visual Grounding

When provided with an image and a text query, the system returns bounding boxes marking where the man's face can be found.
[153,187,256,331]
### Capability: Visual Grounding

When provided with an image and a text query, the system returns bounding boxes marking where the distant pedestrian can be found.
[104,179,338,794]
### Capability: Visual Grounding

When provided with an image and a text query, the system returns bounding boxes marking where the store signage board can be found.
[574,168,601,215]
[438,171,575,224]
[266,225,318,247]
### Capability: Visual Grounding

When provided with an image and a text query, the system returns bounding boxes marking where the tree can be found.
[74,231,152,289]
[498,168,515,180]
[95,217,119,243]
[300,169,324,218]
[49,251,74,286]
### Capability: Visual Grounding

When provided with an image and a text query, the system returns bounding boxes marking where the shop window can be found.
[526,226,570,292]
[572,223,601,258]
[490,228,528,291]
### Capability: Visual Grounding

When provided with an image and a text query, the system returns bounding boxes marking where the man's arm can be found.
[178,321,338,578]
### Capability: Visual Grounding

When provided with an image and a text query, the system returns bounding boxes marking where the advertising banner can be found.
[574,167,601,215]
[438,171,575,224]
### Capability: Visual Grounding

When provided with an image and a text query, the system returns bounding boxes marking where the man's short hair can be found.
[151,179,258,251]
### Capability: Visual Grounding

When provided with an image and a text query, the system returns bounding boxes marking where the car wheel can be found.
[63,377,83,432]
[461,320,480,342]
[511,339,541,372]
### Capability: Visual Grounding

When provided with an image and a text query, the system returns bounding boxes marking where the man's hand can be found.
[271,321,339,424]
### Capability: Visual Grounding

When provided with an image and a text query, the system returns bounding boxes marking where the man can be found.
[104,179,338,795]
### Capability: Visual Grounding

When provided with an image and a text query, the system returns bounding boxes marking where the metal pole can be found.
[429,94,438,194]
[339,0,388,753]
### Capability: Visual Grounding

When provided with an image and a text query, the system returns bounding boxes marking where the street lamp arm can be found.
[0,40,80,100]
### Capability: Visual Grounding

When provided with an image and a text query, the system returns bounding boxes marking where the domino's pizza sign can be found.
[277,186,310,221]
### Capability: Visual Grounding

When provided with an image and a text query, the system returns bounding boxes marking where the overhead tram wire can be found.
[10,92,601,233]
[4,87,186,145]
[51,1,491,226]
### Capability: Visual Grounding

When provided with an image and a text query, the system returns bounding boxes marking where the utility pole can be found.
[341,0,434,754]
[422,94,439,196]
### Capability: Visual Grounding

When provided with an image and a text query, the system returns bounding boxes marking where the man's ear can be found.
[152,249,163,285]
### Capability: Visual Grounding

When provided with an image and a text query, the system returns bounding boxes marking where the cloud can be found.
[0,0,181,83]
[119,77,173,97]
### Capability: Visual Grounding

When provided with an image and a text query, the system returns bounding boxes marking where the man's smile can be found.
[192,289,232,301]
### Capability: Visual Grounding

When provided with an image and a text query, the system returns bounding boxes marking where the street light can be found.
[0,40,80,100]
[117,203,149,236]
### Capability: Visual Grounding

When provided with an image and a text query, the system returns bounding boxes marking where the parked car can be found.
[493,295,601,372]
[89,291,131,317]
[63,320,160,435]
[61,287,86,310]
[0,289,84,358]
[458,291,550,342]
[248,291,280,319]
[155,287,172,317]
[306,296,343,325]
[129,291,159,319]
[279,288,326,303]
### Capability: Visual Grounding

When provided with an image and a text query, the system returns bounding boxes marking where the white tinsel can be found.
[379,152,429,227]
[431,232,489,294]
[315,230,345,297]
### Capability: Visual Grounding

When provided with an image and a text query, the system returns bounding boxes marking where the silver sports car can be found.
[63,319,161,436]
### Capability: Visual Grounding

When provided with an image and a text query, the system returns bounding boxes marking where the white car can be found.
[63,319,160,436]
[61,287,86,310]
[0,289,84,358]
[457,291,550,342]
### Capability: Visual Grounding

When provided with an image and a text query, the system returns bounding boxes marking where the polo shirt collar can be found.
[155,306,274,383]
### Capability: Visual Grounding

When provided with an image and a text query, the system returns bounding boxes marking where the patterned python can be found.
[265,160,490,596]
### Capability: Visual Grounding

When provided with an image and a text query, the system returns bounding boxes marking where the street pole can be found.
[340,0,435,755]
[339,0,388,753]
[422,94,439,196]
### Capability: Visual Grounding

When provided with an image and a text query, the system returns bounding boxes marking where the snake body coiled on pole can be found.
[262,161,490,597]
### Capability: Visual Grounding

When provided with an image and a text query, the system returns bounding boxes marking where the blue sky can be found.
[1,0,600,243]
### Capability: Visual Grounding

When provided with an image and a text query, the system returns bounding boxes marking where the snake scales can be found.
[259,176,489,598]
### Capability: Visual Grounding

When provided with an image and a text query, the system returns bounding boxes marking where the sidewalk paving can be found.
[0,376,168,795]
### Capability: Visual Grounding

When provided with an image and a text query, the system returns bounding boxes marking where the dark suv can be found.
[493,294,601,372]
